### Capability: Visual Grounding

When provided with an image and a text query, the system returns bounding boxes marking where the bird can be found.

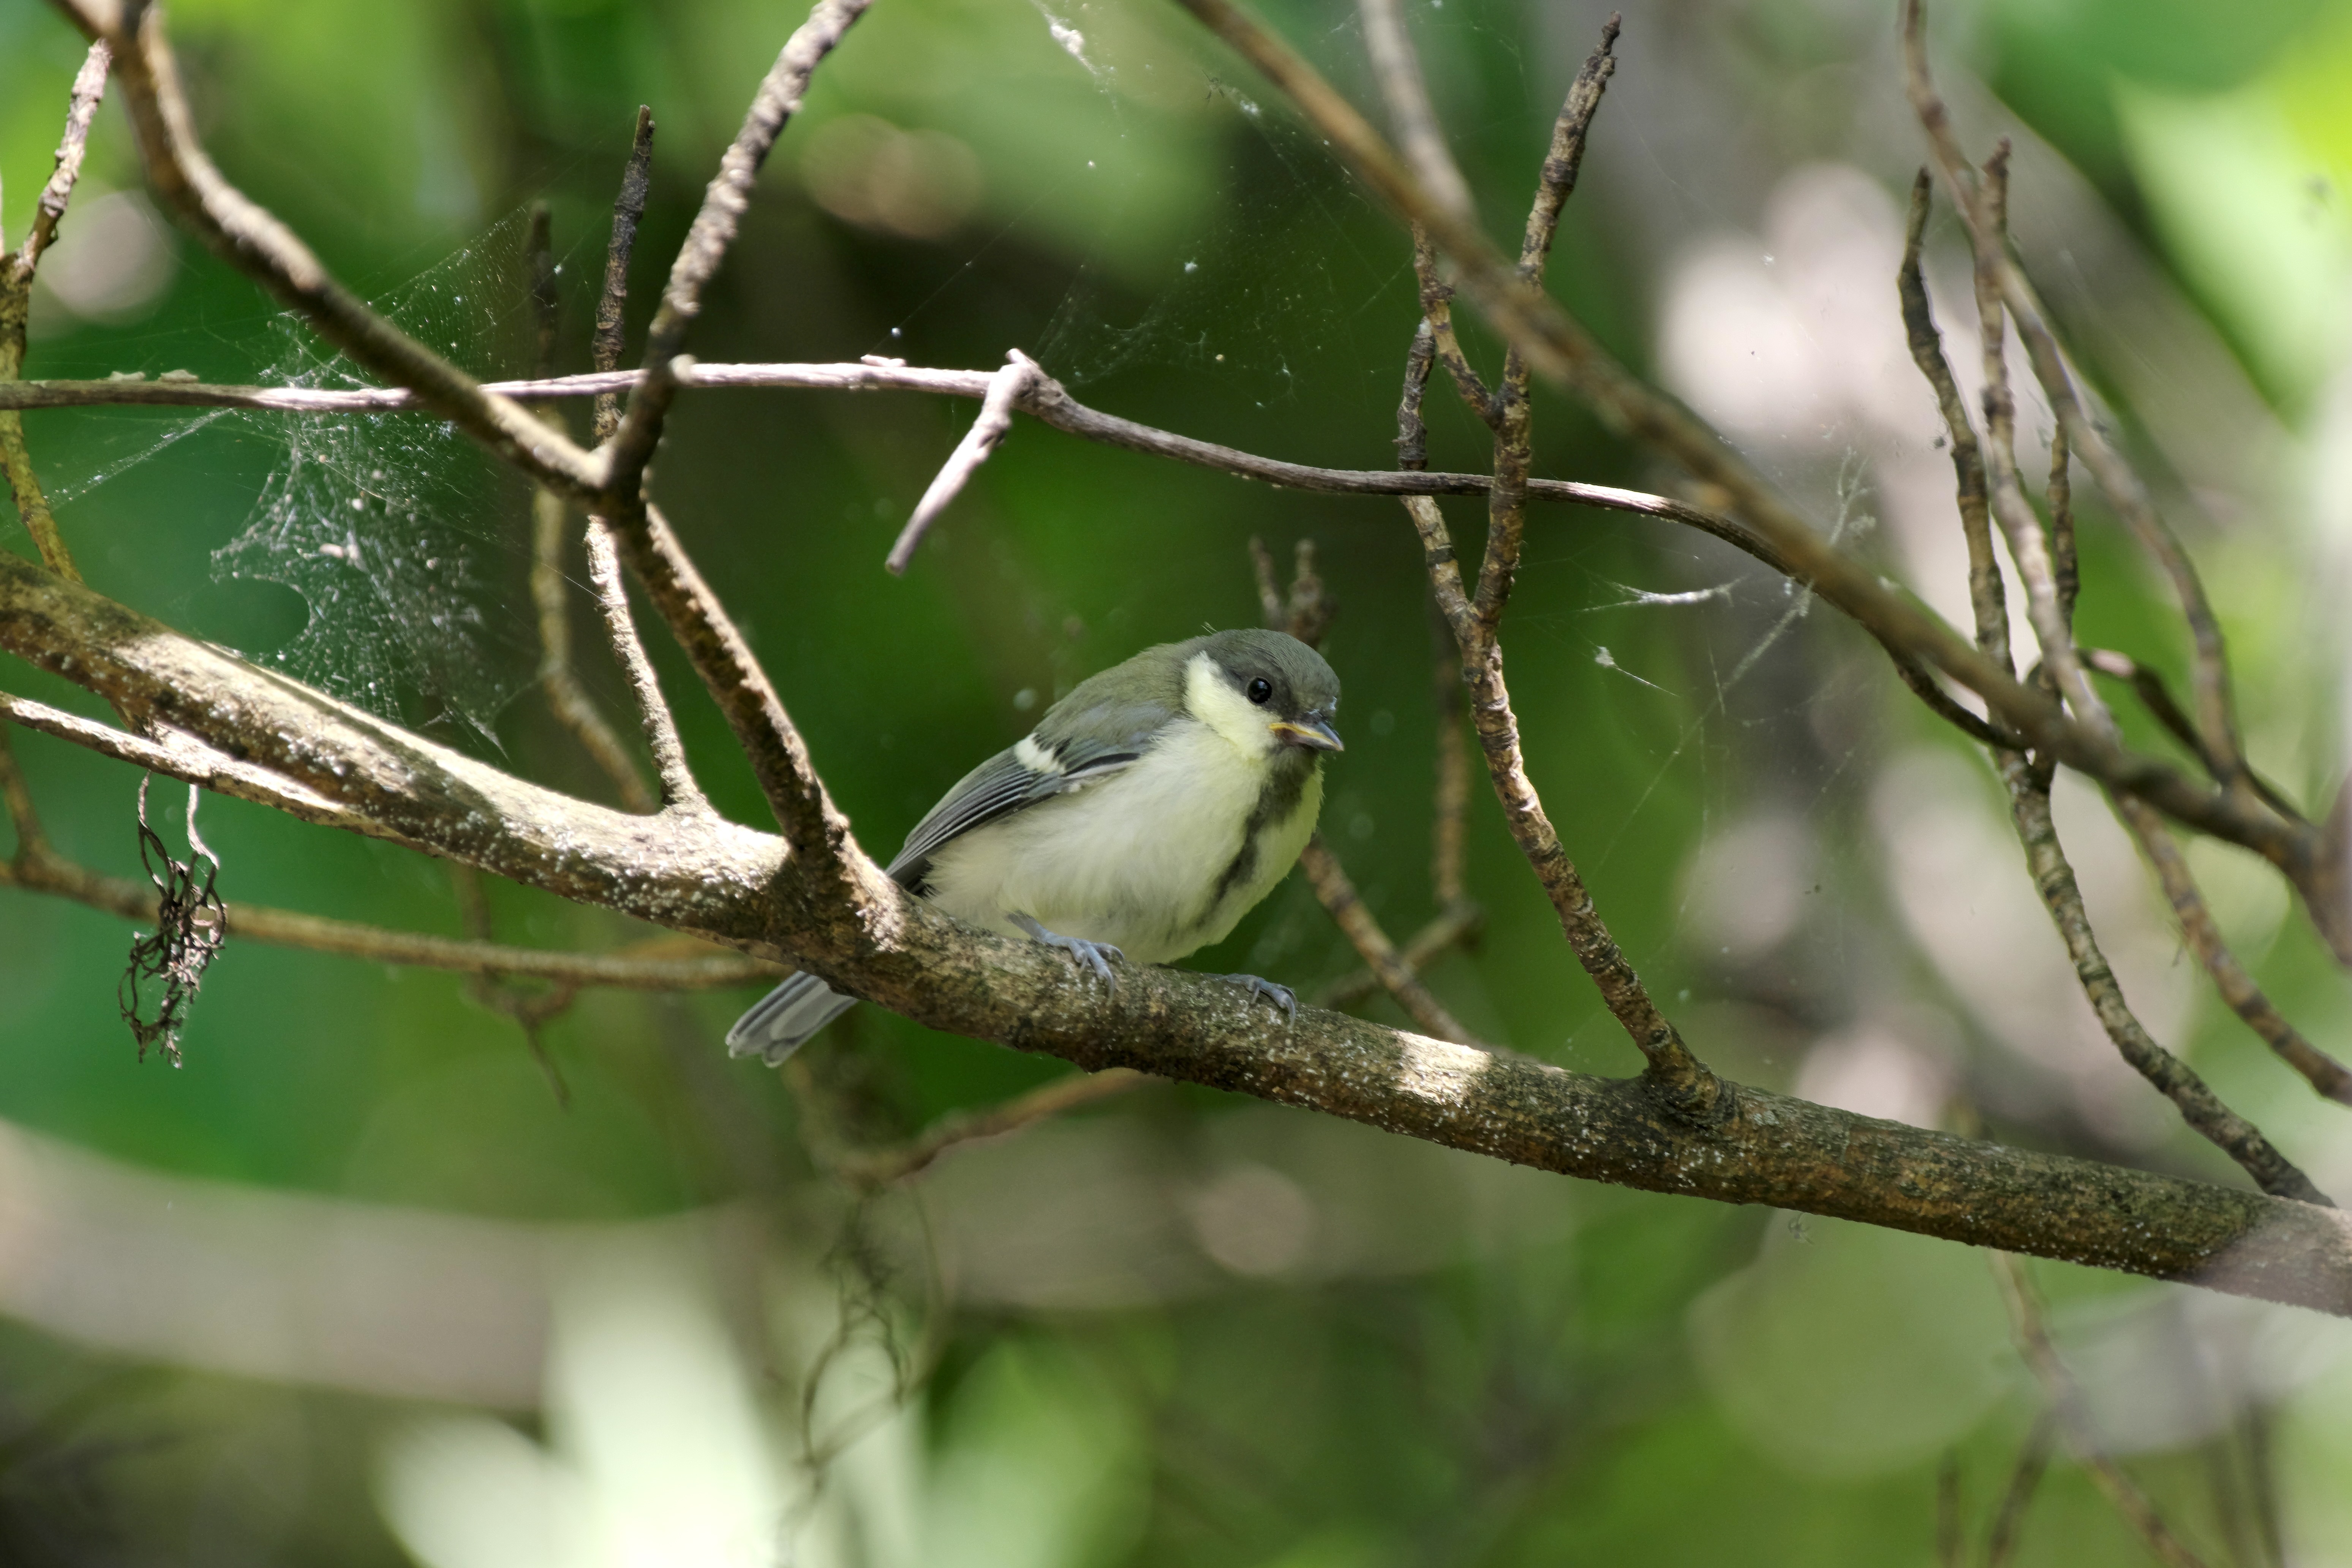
[727,627,1343,1064]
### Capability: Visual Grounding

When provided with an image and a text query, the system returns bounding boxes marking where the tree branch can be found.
[1901,0,2249,806]
[4,548,2351,1313]
[826,1067,1151,1188]
[601,0,874,501]
[2116,792,2352,1109]
[1165,0,2317,899]
[1990,1251,2216,1568]
[886,349,1039,574]
[1297,836,1481,1045]
[0,38,109,584]
[0,809,773,988]
[51,1,605,500]
[523,204,659,815]
[1900,170,2327,1204]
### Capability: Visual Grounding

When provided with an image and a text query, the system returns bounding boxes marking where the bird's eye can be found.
[1246,677,1273,705]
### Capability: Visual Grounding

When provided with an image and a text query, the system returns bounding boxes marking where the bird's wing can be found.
[886,696,1174,891]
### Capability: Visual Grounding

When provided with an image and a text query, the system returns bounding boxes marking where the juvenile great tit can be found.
[726,627,1343,1063]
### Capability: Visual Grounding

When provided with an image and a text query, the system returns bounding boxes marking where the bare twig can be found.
[1298,836,1481,1045]
[1902,0,2249,802]
[829,1067,1150,1188]
[594,106,657,443]
[1902,170,2328,1203]
[602,0,874,499]
[0,39,109,584]
[2082,649,2305,824]
[579,108,705,815]
[886,350,1039,574]
[1413,229,1498,426]
[1376,18,1712,1108]
[1984,1410,2057,1568]
[604,500,860,872]
[1990,1251,2216,1568]
[523,205,660,815]
[1166,0,2316,893]
[1314,899,1483,1008]
[54,3,604,500]
[2116,792,2352,1108]
[0,719,48,860]
[1919,160,2324,1213]
[1430,599,1469,909]
[1356,0,1476,224]
[1899,170,2007,667]
[0,816,774,988]
[451,861,577,1105]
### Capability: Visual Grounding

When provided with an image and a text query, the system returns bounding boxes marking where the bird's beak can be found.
[1270,713,1344,752]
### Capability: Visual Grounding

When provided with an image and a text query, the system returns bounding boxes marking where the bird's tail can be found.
[725,973,859,1064]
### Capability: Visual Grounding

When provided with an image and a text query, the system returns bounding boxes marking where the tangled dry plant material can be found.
[0,0,2349,1345]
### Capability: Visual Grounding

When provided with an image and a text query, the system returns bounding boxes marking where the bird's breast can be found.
[921,718,1322,964]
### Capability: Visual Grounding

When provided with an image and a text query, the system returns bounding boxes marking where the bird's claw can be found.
[1217,973,1296,1024]
[1013,914,1122,988]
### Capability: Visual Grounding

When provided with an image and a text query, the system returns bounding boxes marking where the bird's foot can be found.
[1012,913,1122,988]
[1216,973,1296,1024]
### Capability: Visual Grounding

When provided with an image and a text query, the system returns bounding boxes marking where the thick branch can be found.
[4,549,2350,1314]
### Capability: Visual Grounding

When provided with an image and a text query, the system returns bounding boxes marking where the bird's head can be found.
[1186,628,1343,758]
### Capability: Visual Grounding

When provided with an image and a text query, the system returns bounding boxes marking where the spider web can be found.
[47,213,556,743]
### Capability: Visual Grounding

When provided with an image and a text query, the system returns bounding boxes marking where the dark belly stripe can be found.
[1205,751,1317,916]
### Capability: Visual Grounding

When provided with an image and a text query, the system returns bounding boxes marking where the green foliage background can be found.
[3,0,2352,1560]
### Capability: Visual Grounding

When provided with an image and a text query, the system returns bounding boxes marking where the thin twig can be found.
[1902,168,2327,1203]
[1899,169,2007,667]
[56,3,604,499]
[1984,1410,2057,1568]
[1356,0,1476,224]
[1932,154,2327,1203]
[594,106,656,444]
[1314,899,1483,1008]
[0,720,49,860]
[886,350,1039,574]
[1376,17,1709,1106]
[450,860,576,1105]
[1990,1251,2216,1568]
[0,39,109,584]
[583,522,703,811]
[2116,792,2352,1108]
[2081,649,2305,824]
[0,827,775,988]
[1165,0,2314,890]
[603,500,857,870]
[603,0,874,499]
[578,106,705,814]
[523,204,659,815]
[1298,836,1481,1045]
[1430,599,1470,910]
[10,540,2352,1313]
[1413,229,1498,426]
[828,1067,1150,1188]
[1902,0,2249,801]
